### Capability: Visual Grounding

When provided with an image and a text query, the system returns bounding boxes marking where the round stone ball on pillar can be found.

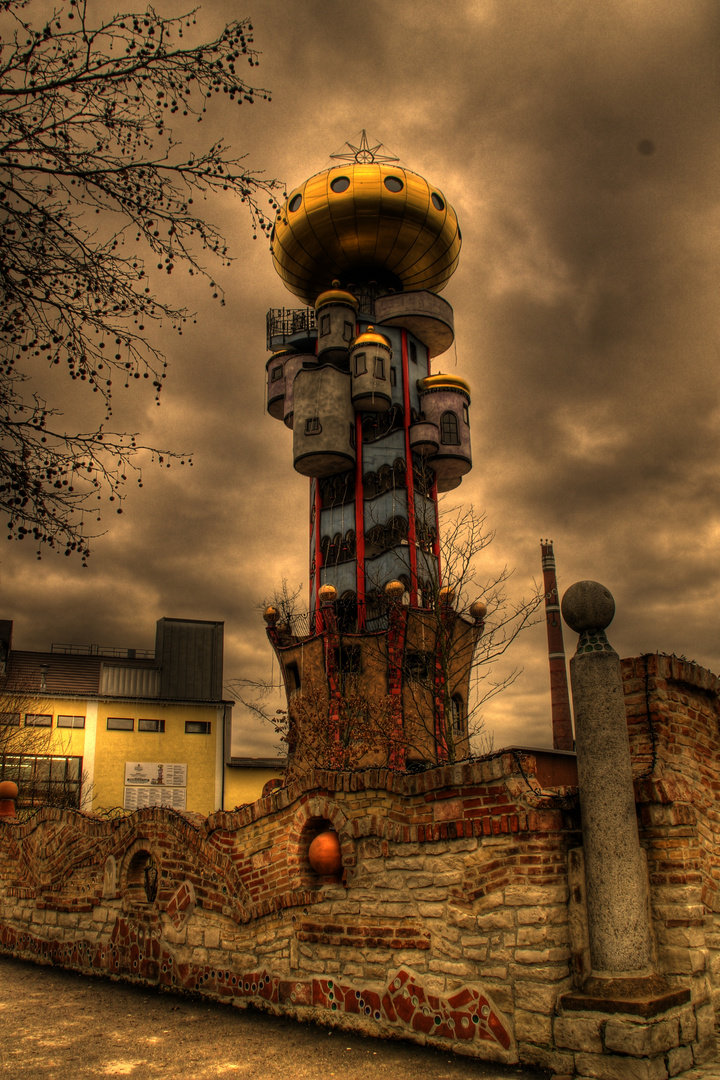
[562,581,653,978]
[561,580,615,636]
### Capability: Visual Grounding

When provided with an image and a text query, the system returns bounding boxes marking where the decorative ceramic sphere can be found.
[308,830,342,877]
[318,583,337,604]
[439,585,456,606]
[263,605,279,626]
[469,599,487,622]
[561,581,615,633]
[0,779,18,818]
[384,579,405,600]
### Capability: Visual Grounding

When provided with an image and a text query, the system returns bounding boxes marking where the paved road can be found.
[2,956,718,1079]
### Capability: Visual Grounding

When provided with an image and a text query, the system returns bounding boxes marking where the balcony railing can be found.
[51,643,155,660]
[266,307,316,349]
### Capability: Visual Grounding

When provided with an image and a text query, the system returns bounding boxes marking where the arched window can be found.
[440,411,460,445]
[337,592,358,633]
[451,696,464,735]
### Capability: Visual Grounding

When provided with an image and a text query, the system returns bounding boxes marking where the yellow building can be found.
[0,617,257,816]
[224,755,285,810]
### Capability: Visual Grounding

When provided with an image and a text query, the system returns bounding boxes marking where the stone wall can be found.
[623,653,720,1061]
[0,654,718,1078]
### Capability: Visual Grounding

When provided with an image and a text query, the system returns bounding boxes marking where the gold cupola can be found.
[271,139,461,305]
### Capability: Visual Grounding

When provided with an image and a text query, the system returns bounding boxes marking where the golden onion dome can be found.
[271,163,461,305]
[350,326,392,351]
[315,280,359,312]
[418,373,471,399]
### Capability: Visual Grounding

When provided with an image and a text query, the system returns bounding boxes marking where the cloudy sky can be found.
[3,0,718,756]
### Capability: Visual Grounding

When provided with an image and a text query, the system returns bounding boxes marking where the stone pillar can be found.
[561,580,652,976]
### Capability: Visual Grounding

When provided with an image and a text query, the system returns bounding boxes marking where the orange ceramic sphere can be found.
[0,779,18,818]
[308,830,342,877]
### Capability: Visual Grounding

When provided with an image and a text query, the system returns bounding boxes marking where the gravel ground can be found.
[0,955,552,1080]
[2,955,718,1080]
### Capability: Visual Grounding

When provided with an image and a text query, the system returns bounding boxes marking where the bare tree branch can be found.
[0,1,282,558]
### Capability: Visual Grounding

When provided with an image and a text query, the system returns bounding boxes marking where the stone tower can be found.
[262,134,484,771]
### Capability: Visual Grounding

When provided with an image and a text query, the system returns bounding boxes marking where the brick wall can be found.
[623,654,720,1054]
[0,753,581,1068]
[0,654,718,1076]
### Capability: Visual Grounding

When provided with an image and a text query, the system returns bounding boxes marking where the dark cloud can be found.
[2,0,718,755]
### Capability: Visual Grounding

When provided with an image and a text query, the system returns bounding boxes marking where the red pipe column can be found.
[355,412,366,629]
[401,330,419,606]
[313,480,323,635]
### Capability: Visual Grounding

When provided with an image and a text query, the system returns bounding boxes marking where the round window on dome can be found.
[384,176,404,193]
[288,193,302,212]
[330,176,350,193]
[431,192,445,211]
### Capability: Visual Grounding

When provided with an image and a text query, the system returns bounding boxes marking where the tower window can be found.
[404,652,432,682]
[336,639,362,673]
[343,321,354,342]
[285,662,301,691]
[390,367,397,387]
[337,593,358,634]
[374,356,385,380]
[271,365,283,382]
[330,175,350,193]
[288,193,302,212]
[409,340,417,364]
[0,713,20,726]
[320,314,330,336]
[305,417,322,435]
[463,403,469,424]
[384,176,404,193]
[451,696,464,735]
[354,352,367,376]
[431,192,445,211]
[440,412,460,445]
[349,423,356,449]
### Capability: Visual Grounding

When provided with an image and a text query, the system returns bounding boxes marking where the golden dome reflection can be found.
[271,163,462,305]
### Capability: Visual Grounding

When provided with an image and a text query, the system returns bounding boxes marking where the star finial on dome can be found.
[329,129,400,165]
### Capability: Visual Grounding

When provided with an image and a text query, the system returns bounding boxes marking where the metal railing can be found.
[51,643,155,660]
[266,307,316,349]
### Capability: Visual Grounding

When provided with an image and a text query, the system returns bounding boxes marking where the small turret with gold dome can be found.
[264,132,474,629]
